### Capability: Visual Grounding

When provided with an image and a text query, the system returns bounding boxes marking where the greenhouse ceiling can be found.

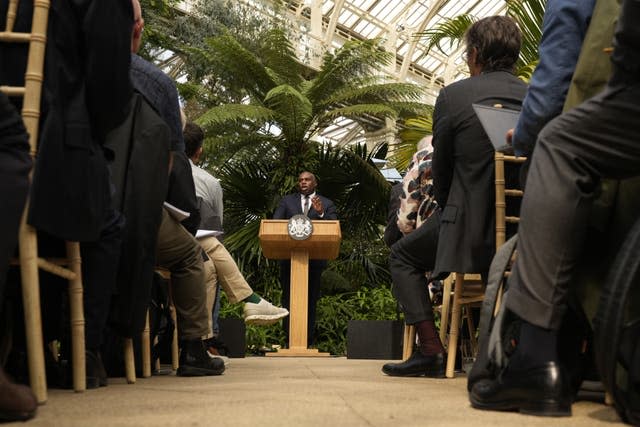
[180,0,511,145]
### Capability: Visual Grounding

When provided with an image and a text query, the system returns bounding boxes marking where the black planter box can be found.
[218,318,246,358]
[346,319,403,360]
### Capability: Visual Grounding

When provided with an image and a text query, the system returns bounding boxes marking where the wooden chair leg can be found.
[124,338,136,384]
[66,241,85,392]
[141,310,151,378]
[402,324,415,360]
[446,273,464,378]
[466,306,478,355]
[19,220,47,403]
[439,274,453,344]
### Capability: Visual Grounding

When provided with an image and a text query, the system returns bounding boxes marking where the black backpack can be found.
[468,236,594,397]
[594,217,640,426]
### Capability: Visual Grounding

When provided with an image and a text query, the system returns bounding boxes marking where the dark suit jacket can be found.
[0,0,133,241]
[273,193,338,221]
[432,71,527,276]
[105,93,171,336]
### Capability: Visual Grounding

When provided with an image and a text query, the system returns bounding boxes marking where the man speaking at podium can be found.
[273,171,337,346]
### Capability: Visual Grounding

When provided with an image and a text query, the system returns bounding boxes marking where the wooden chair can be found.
[442,152,526,378]
[1,0,87,403]
[123,268,179,383]
[494,152,526,248]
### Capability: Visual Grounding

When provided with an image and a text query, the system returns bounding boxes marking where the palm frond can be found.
[316,104,398,123]
[507,0,546,74]
[204,33,277,100]
[413,14,476,56]
[307,38,393,106]
[220,158,277,264]
[390,116,433,171]
[264,84,313,141]
[259,28,305,88]
[196,103,275,130]
[317,83,425,109]
[317,143,390,238]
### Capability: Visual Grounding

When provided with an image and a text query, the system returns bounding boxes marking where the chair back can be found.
[1,0,49,156]
[494,152,526,248]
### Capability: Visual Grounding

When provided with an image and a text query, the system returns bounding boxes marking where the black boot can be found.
[86,350,108,389]
[0,367,37,422]
[382,351,445,377]
[469,361,572,417]
[176,340,225,377]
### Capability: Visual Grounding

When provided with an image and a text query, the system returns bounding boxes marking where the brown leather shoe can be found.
[0,367,37,422]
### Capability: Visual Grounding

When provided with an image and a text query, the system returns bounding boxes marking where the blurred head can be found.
[297,171,317,195]
[131,0,144,53]
[184,122,205,161]
[464,16,521,75]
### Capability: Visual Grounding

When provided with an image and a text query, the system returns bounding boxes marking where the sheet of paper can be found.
[163,201,191,222]
[195,229,224,239]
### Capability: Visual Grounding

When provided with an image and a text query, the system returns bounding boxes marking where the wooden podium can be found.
[259,219,341,357]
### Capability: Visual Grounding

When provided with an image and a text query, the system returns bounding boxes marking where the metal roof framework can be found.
[180,0,509,145]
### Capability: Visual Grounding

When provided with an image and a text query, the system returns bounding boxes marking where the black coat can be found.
[0,0,133,241]
[104,93,170,336]
[432,71,527,276]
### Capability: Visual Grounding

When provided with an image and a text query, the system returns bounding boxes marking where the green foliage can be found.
[415,15,476,56]
[315,285,399,355]
[217,267,397,356]
[390,114,434,172]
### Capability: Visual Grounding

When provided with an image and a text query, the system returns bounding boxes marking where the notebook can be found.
[472,103,521,152]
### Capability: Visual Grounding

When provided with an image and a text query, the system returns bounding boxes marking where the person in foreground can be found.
[129,0,223,377]
[0,92,37,422]
[469,0,640,417]
[273,171,337,346]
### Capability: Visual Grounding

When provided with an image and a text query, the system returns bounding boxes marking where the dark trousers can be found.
[508,79,640,330]
[280,260,325,346]
[80,207,124,351]
[0,95,31,304]
[389,210,440,324]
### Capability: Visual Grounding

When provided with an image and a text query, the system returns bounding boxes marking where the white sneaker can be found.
[243,299,289,325]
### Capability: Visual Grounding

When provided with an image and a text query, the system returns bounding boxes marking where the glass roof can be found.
[236,0,510,144]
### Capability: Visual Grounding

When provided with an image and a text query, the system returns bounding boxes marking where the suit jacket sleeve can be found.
[82,0,133,140]
[512,0,595,157]
[321,198,337,220]
[273,196,288,219]
[432,88,455,207]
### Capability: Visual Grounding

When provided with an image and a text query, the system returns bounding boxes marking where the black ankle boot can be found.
[0,367,37,422]
[177,340,225,377]
[86,350,108,389]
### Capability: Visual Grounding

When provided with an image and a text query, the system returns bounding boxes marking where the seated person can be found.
[431,16,527,281]
[469,0,640,417]
[183,122,289,345]
[382,139,445,377]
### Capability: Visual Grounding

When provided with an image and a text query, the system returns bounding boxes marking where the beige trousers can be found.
[199,236,253,336]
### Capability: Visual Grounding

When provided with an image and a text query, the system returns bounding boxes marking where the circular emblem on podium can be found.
[287,214,313,240]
